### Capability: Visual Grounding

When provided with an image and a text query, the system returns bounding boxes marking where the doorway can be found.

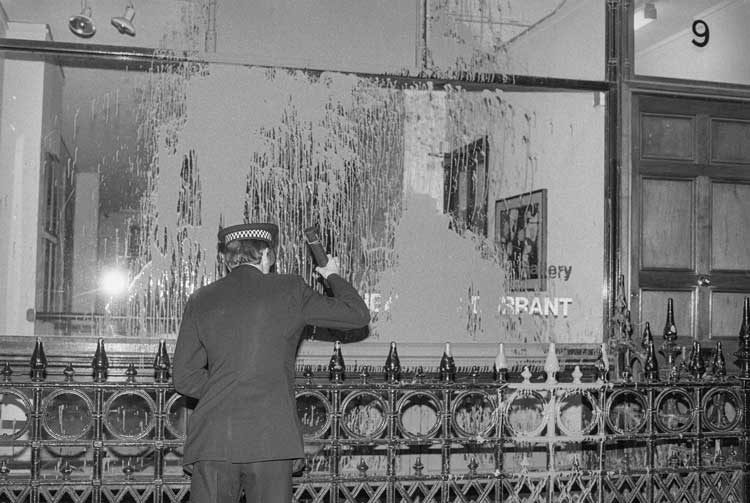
[632,95,750,365]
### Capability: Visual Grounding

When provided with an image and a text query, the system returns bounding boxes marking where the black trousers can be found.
[190,459,293,503]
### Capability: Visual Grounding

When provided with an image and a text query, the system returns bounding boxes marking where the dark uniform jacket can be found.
[173,265,370,464]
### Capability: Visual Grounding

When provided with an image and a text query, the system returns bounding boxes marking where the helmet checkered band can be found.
[224,228,273,243]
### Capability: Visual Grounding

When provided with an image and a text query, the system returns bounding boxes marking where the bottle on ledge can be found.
[439,342,456,383]
[153,339,171,383]
[736,297,750,379]
[494,343,508,382]
[641,322,653,350]
[712,341,726,379]
[329,341,345,382]
[92,338,109,383]
[595,343,609,383]
[687,340,697,370]
[690,340,706,380]
[384,341,401,383]
[663,298,678,343]
[660,298,681,379]
[644,337,659,382]
[30,338,47,382]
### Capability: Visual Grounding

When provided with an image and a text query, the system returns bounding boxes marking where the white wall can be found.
[428,0,605,81]
[636,1,750,84]
[387,89,605,345]
[0,22,57,336]
[71,172,100,313]
[503,0,605,81]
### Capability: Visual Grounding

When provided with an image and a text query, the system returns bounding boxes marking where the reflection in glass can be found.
[556,391,597,436]
[104,392,154,439]
[0,49,604,344]
[703,388,740,432]
[0,391,30,439]
[341,392,387,439]
[295,391,331,439]
[166,394,192,439]
[452,391,495,437]
[42,391,93,439]
[504,392,546,437]
[398,392,441,439]
[607,390,646,434]
[655,389,693,433]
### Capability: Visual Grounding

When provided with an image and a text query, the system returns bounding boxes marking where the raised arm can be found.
[300,256,370,329]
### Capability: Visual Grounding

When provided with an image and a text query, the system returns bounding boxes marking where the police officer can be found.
[173,222,370,502]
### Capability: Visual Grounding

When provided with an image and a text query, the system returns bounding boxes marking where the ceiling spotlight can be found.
[111,3,136,37]
[69,0,96,38]
[634,2,657,31]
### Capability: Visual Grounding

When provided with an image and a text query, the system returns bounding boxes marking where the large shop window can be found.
[633,0,750,86]
[0,0,607,347]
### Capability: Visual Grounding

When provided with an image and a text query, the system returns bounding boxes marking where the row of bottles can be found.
[3,338,172,383]
[327,339,603,384]
[10,295,750,385]
[328,340,462,383]
[612,274,750,381]
[651,296,746,381]
[620,294,750,382]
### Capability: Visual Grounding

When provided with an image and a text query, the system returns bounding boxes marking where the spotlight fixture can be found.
[634,2,657,31]
[111,2,136,37]
[644,2,657,20]
[69,0,96,38]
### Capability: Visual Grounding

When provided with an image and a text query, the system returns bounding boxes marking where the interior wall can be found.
[391,90,604,346]
[0,22,57,336]
[0,2,609,361]
[503,0,606,81]
[491,92,605,343]
[636,1,750,83]
[214,0,417,73]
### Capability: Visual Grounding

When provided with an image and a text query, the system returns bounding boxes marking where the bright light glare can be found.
[634,7,654,31]
[101,268,129,297]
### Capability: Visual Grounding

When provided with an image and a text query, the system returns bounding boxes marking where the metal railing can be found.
[0,340,748,503]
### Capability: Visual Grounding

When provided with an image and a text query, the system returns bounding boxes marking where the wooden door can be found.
[632,95,750,365]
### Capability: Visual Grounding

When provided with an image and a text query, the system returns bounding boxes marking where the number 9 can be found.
[692,19,709,47]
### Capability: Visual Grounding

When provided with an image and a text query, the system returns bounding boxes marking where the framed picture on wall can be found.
[495,189,547,291]
[443,137,489,237]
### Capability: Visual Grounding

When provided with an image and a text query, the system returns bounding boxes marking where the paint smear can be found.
[113,59,603,344]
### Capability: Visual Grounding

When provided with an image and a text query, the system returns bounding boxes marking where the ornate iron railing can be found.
[0,340,748,503]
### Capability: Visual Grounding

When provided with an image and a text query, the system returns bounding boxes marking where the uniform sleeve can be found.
[299,274,371,329]
[172,297,209,399]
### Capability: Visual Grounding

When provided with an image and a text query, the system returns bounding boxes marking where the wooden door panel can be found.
[641,114,696,160]
[711,182,750,270]
[641,178,694,269]
[710,119,750,164]
[633,96,750,360]
[640,289,695,340]
[710,291,747,339]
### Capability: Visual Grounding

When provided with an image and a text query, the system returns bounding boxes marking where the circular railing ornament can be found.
[396,391,442,440]
[103,390,156,440]
[0,389,31,440]
[296,391,332,440]
[165,393,193,440]
[606,389,648,434]
[503,391,548,438]
[451,390,497,439]
[654,388,694,433]
[556,390,600,437]
[340,391,388,440]
[41,389,94,440]
[702,387,742,432]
